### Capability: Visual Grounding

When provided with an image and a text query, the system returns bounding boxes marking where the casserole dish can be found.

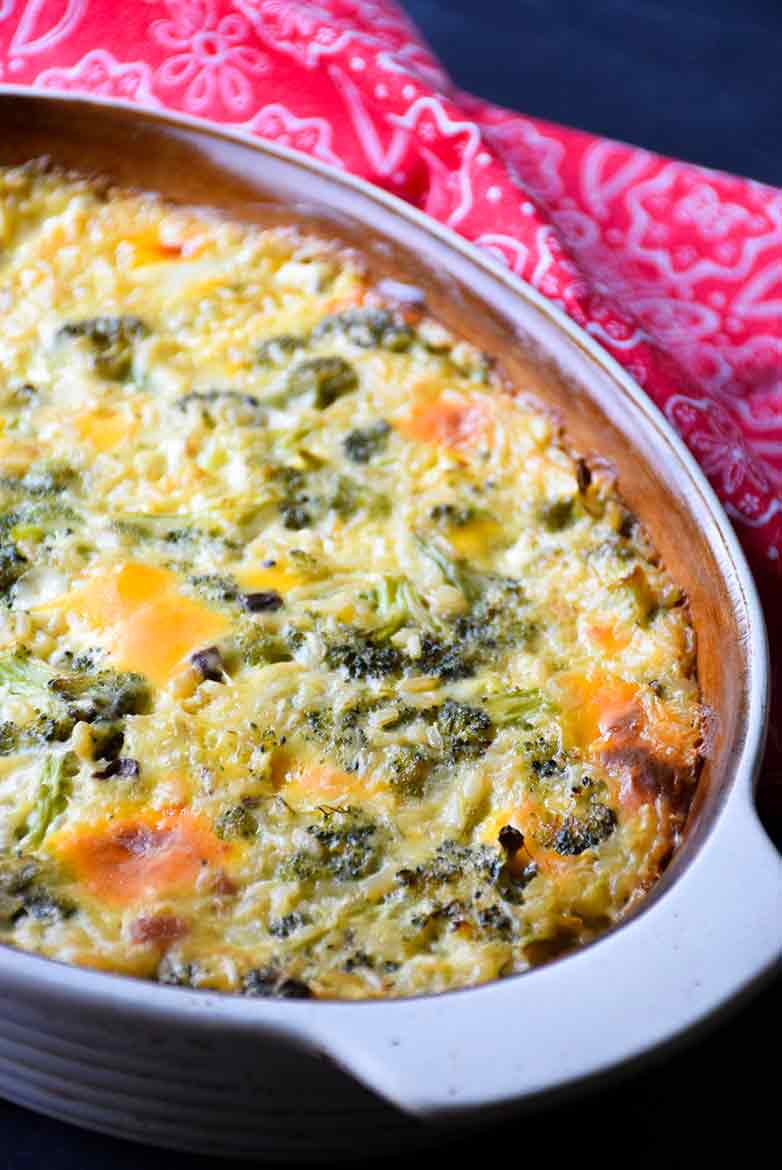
[0,91,777,1160]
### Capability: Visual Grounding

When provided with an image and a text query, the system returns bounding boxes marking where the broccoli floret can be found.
[369,571,533,680]
[48,669,149,723]
[343,420,391,463]
[26,714,75,747]
[328,474,390,520]
[215,805,257,841]
[307,811,381,880]
[416,634,475,681]
[343,949,376,972]
[397,840,501,890]
[324,629,404,680]
[313,307,414,352]
[304,701,377,772]
[306,705,352,751]
[241,967,313,998]
[273,466,313,530]
[0,657,125,745]
[385,743,433,798]
[188,573,240,605]
[0,653,148,729]
[0,721,20,754]
[284,356,358,409]
[304,691,528,800]
[303,696,508,801]
[283,807,383,883]
[0,463,76,499]
[0,857,37,924]
[531,756,564,779]
[58,316,148,380]
[452,576,536,656]
[551,801,617,855]
[175,389,264,426]
[157,957,200,987]
[111,512,200,546]
[279,501,312,530]
[429,502,478,528]
[0,856,76,926]
[432,700,494,763]
[268,911,308,939]
[476,904,513,939]
[397,838,532,917]
[0,541,27,600]
[541,498,575,532]
[21,887,77,921]
[233,622,295,667]
[274,465,388,529]
[256,334,305,367]
[338,476,390,521]
[2,500,80,545]
[327,475,361,520]
[0,714,72,755]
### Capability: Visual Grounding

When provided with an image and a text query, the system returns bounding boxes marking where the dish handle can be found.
[308,793,781,1121]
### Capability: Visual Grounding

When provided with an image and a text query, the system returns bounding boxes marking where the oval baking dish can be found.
[0,92,777,1161]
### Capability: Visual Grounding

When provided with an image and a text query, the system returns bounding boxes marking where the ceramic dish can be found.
[0,91,777,1161]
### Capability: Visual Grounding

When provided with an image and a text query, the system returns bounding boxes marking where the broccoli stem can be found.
[414,534,481,602]
[0,653,55,700]
[371,575,438,636]
[21,753,70,848]
[482,689,553,728]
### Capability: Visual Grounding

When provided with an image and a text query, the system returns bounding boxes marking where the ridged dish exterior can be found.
[0,989,425,1159]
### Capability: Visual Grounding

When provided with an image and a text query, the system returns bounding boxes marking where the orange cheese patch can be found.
[446,515,502,560]
[57,562,229,686]
[76,407,136,453]
[235,562,306,594]
[585,620,632,657]
[125,225,203,266]
[554,670,640,754]
[54,808,226,907]
[275,753,378,805]
[480,803,570,878]
[401,393,492,453]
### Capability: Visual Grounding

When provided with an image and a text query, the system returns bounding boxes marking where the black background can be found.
[407,0,782,185]
[3,2,780,1166]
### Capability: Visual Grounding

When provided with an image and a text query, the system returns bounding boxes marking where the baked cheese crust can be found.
[0,164,702,999]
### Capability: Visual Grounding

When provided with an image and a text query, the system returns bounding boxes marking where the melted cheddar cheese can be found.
[0,164,701,999]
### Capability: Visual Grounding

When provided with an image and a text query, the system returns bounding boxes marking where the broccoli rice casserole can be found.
[0,164,702,1000]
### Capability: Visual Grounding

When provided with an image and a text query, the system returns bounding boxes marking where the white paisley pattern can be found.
[36,47,159,102]
[152,0,268,114]
[233,100,342,166]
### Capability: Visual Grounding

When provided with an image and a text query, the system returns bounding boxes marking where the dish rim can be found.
[0,88,776,1121]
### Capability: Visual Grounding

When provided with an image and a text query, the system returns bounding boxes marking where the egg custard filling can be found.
[0,165,702,999]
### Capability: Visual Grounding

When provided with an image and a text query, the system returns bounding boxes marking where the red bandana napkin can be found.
[1,0,779,808]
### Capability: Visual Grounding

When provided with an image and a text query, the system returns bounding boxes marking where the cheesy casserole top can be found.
[0,165,701,999]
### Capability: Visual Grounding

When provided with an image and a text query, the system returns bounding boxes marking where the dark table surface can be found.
[3,1,780,1165]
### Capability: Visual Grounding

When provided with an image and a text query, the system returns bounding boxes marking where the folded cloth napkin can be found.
[0,0,779,813]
